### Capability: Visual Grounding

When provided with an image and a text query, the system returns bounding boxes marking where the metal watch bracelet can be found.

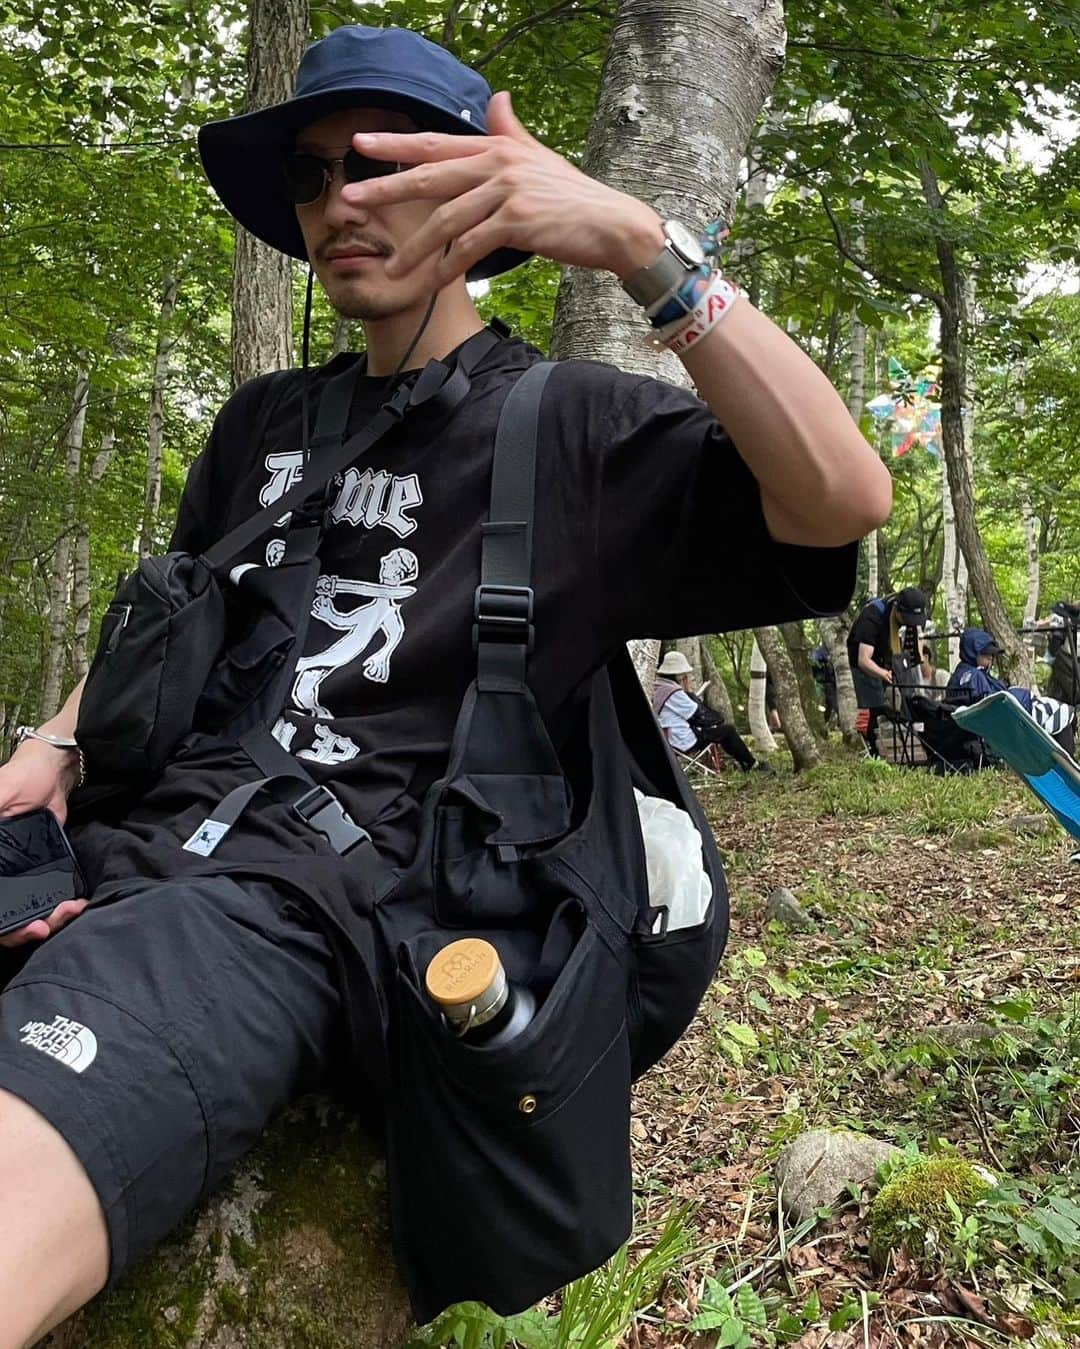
[14,726,86,788]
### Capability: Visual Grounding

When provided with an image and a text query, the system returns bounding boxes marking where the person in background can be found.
[810,643,838,725]
[947,627,1076,755]
[845,586,929,755]
[653,651,770,772]
[919,642,950,701]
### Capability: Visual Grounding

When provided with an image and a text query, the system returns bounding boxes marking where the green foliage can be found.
[868,1154,992,1269]
[407,1206,694,1349]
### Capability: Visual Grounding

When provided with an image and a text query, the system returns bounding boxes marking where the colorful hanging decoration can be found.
[866,358,942,458]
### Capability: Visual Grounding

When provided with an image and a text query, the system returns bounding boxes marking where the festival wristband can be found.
[655,274,739,356]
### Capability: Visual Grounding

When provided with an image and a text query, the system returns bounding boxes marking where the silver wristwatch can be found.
[620,220,707,309]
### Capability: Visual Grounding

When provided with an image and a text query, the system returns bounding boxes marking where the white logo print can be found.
[292,549,419,715]
[20,1015,98,1073]
[259,454,422,539]
[298,724,361,765]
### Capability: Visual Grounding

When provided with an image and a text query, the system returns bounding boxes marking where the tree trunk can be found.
[629,637,661,695]
[140,272,180,557]
[73,428,116,680]
[41,366,90,721]
[551,0,785,376]
[747,637,777,754]
[753,625,819,770]
[779,620,827,740]
[940,452,964,666]
[331,314,354,356]
[700,638,735,724]
[230,0,309,388]
[1022,489,1040,651]
[845,275,875,601]
[818,616,861,749]
[918,158,1034,687]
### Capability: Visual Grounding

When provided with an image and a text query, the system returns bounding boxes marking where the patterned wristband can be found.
[657,274,739,356]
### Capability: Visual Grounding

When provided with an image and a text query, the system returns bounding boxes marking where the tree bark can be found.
[753,625,819,770]
[629,637,661,695]
[551,0,785,374]
[73,428,116,680]
[230,0,309,388]
[818,616,861,749]
[331,314,354,356]
[918,158,1034,687]
[747,637,777,754]
[779,620,827,740]
[700,638,735,724]
[41,366,90,721]
[940,451,964,666]
[1022,489,1040,651]
[140,272,180,557]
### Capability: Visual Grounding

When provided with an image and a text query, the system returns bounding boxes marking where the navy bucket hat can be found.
[198,25,530,281]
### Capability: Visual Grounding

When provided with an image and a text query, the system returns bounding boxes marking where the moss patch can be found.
[868,1156,991,1269]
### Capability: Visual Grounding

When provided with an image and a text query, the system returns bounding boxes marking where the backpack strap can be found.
[474,361,556,688]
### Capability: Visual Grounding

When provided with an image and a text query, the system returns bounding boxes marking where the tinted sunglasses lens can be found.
[343,148,399,183]
[282,154,326,204]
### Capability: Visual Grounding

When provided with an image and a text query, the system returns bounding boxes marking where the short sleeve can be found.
[168,373,283,555]
[597,376,857,640]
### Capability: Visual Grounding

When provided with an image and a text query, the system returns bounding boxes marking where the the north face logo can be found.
[19,1015,97,1073]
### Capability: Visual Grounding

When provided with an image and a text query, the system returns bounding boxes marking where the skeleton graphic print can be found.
[292,547,420,715]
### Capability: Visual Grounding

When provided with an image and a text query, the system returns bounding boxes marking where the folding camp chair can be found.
[674,741,726,783]
[906,693,992,774]
[953,692,1080,860]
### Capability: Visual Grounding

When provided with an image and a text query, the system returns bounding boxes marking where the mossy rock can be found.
[868,1155,991,1271]
[40,1098,414,1349]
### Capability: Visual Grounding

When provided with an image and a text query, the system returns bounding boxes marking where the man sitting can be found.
[652,652,769,772]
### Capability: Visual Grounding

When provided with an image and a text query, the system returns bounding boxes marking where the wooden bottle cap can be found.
[425,938,502,1009]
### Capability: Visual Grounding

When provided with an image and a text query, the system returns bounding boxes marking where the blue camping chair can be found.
[952,692,1080,861]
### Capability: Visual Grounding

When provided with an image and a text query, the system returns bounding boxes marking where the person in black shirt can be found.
[846,587,928,755]
[0,25,891,1338]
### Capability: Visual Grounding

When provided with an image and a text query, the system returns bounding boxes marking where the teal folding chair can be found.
[952,692,1080,861]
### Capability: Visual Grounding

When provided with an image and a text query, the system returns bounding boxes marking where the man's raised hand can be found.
[341,91,664,287]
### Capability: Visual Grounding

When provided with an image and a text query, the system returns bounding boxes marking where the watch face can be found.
[665,221,706,268]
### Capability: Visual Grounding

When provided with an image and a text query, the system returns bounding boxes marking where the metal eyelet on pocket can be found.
[518,1094,537,1115]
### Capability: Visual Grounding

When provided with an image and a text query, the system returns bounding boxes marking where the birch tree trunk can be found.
[918,158,1034,688]
[41,366,90,720]
[549,0,784,692]
[940,452,964,666]
[700,638,735,724]
[1022,489,1040,652]
[818,616,860,748]
[140,272,180,557]
[754,625,819,771]
[551,0,785,375]
[331,315,354,356]
[630,637,662,695]
[231,0,308,388]
[73,429,116,680]
[748,637,777,754]
[845,279,874,601]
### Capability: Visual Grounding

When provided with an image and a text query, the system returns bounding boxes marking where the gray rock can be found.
[1003,813,1055,837]
[764,887,813,931]
[776,1129,900,1223]
[921,1021,1036,1052]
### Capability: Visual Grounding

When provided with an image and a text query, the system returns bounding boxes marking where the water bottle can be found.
[425,938,535,1047]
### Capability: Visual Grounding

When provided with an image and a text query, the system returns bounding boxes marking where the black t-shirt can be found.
[72,332,855,894]
[846,599,892,671]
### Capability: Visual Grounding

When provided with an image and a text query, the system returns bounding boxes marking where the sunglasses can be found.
[281,148,404,205]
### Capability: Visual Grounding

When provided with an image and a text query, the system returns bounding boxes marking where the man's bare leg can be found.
[0,1088,108,1349]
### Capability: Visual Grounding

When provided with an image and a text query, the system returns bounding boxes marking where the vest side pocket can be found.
[386,915,632,1324]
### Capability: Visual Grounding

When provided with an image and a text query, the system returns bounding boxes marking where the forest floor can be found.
[626,753,1080,1348]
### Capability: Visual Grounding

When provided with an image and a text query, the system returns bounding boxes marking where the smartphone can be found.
[0,808,85,938]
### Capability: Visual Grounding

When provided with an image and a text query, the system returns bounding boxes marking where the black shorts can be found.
[0,875,341,1284]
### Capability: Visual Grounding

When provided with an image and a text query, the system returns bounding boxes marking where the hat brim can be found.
[981,643,1003,657]
[896,610,927,626]
[198,84,531,281]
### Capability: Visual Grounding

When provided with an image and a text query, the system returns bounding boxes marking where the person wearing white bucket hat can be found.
[653,652,769,772]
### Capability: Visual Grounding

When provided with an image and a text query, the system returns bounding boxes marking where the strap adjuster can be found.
[292,785,372,855]
[472,583,534,652]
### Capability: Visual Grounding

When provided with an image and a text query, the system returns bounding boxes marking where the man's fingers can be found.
[342,157,488,209]
[484,91,537,146]
[0,919,51,948]
[385,184,502,277]
[45,899,88,933]
[434,220,505,288]
[352,129,490,163]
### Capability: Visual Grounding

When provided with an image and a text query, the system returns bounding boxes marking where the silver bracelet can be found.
[14,726,86,788]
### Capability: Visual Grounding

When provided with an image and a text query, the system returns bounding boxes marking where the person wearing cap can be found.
[845,587,928,754]
[652,651,767,772]
[946,627,1076,754]
[0,24,891,1339]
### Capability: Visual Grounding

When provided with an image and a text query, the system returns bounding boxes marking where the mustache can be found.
[317,232,394,263]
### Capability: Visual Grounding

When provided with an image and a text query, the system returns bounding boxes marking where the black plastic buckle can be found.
[637,905,671,945]
[383,383,414,421]
[292,785,372,856]
[472,583,535,652]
